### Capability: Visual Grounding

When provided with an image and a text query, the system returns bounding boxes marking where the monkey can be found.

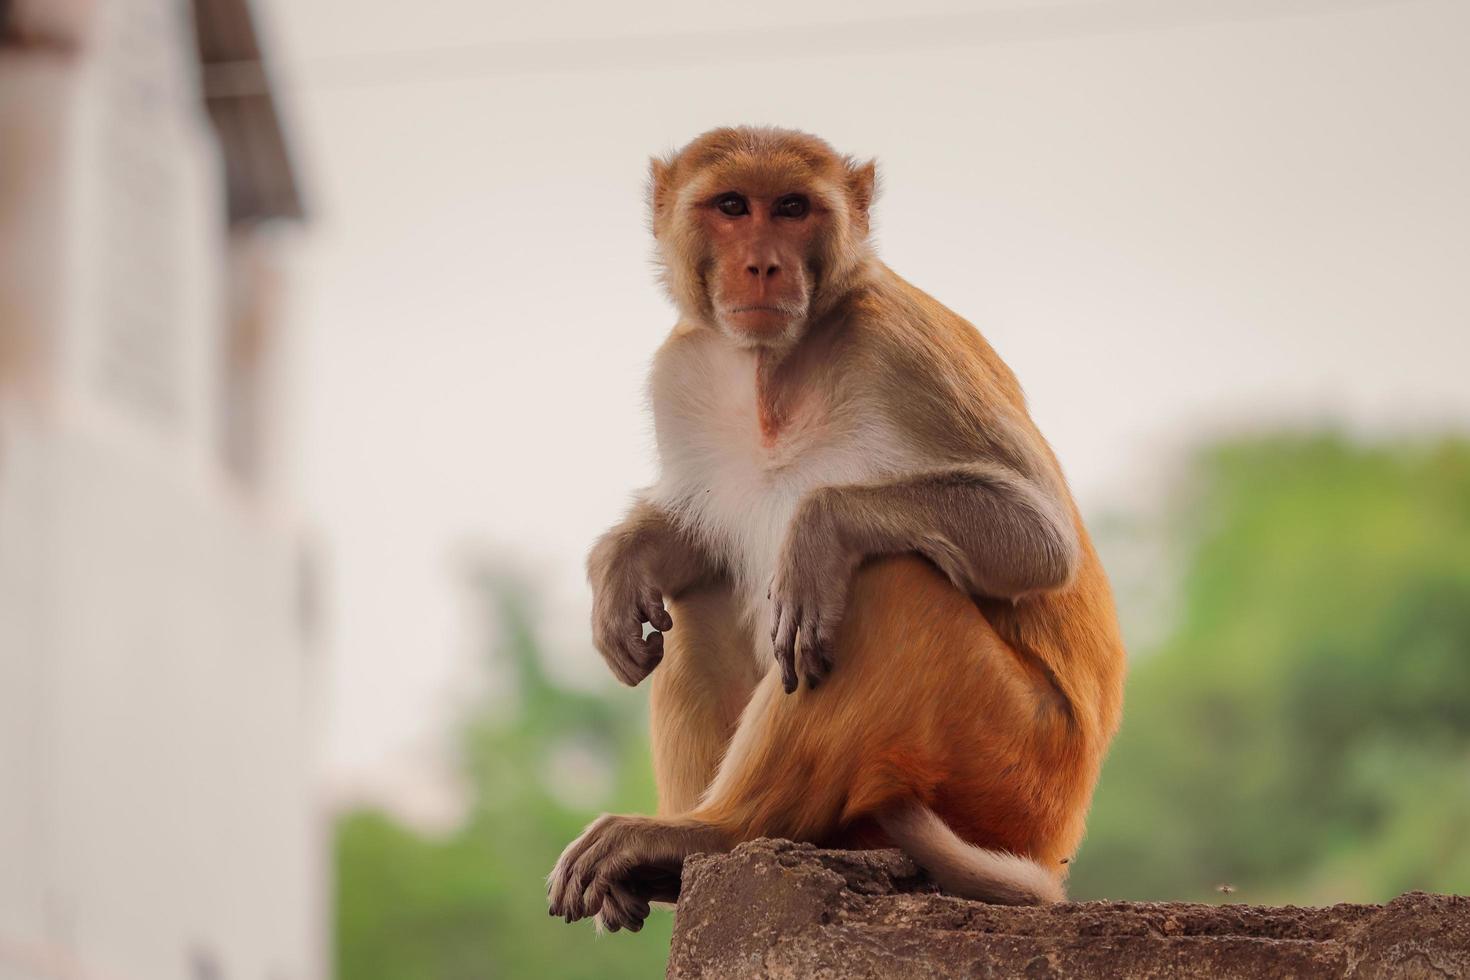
[547,126,1126,932]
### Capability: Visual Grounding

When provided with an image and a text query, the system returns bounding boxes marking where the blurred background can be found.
[1,0,1467,977]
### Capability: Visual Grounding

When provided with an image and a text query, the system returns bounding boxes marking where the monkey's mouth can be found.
[718,302,808,341]
[725,304,807,323]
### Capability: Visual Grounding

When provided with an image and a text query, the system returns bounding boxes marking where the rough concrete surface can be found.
[667,838,1470,979]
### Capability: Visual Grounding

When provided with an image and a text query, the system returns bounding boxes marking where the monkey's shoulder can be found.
[820,284,1036,462]
[830,277,1014,390]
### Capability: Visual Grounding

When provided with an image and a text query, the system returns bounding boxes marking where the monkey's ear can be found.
[846,158,879,228]
[648,156,674,221]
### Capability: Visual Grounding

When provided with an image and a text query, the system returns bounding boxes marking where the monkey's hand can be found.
[769,494,858,694]
[548,815,694,932]
[587,502,716,686]
[590,560,672,687]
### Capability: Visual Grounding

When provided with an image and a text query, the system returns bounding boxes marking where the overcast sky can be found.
[255,0,1470,802]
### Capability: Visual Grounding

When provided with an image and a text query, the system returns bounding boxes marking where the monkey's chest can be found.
[652,357,915,627]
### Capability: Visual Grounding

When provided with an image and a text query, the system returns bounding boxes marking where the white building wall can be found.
[0,424,320,980]
[0,0,322,978]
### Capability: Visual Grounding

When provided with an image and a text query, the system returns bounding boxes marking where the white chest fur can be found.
[649,337,919,635]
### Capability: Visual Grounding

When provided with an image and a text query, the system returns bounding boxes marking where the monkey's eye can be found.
[715,193,749,217]
[774,194,810,219]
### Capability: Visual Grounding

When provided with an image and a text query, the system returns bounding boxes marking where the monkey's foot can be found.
[547,814,723,932]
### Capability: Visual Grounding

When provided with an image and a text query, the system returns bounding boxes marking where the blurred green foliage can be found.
[335,433,1470,978]
[1070,434,1470,903]
[335,574,672,980]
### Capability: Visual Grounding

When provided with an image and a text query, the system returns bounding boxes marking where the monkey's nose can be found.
[745,263,781,279]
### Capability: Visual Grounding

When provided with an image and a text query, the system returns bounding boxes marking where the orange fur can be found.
[666,552,1122,874]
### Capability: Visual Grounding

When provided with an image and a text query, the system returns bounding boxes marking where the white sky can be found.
[256,0,1470,796]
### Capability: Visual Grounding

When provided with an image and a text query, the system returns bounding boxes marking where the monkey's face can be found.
[698,188,821,345]
[649,128,878,347]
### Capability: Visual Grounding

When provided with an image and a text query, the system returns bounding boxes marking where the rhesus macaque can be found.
[548,127,1126,932]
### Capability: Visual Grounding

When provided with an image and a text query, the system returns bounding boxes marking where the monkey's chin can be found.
[718,306,805,348]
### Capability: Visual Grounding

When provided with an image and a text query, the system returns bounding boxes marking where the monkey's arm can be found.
[825,462,1079,598]
[769,462,1079,692]
[588,499,720,686]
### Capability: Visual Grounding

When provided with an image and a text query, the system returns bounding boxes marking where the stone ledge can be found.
[667,838,1470,979]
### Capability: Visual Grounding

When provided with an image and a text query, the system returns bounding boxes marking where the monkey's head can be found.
[649,127,878,348]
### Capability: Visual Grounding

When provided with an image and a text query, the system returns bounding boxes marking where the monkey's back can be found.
[841,272,1129,857]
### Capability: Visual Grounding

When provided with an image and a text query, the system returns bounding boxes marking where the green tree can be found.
[335,569,672,979]
[1071,435,1470,903]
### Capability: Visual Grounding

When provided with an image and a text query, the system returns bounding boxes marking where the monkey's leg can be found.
[549,556,1079,930]
[648,583,762,815]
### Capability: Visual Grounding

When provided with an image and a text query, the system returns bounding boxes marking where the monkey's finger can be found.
[797,639,821,691]
[609,619,657,686]
[549,816,613,915]
[616,884,651,931]
[575,850,635,923]
[629,895,651,928]
[549,850,578,913]
[549,868,575,918]
[606,884,651,933]
[622,631,663,685]
[550,857,586,920]
[815,623,837,674]
[565,867,596,921]
[569,832,632,919]
[801,616,838,689]
[599,615,648,686]
[597,882,648,934]
[638,591,674,633]
[773,604,800,694]
[606,646,641,687]
[605,651,637,687]
[583,874,612,922]
[585,859,641,927]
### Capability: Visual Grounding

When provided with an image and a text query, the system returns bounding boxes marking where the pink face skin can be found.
[699,190,824,345]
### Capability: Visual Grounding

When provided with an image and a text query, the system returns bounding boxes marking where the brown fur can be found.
[550,127,1126,932]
